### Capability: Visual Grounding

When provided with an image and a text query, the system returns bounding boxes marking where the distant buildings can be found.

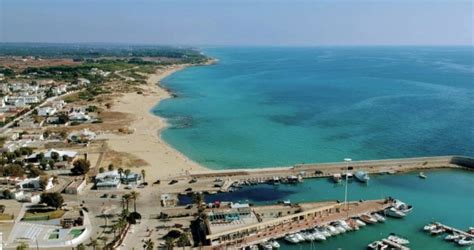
[94,170,121,190]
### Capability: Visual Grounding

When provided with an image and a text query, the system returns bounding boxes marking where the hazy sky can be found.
[1,0,473,46]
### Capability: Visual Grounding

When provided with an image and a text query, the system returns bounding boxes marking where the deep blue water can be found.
[154,47,474,169]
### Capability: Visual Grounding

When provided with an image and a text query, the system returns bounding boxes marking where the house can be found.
[94,170,121,189]
[51,84,67,95]
[67,129,96,143]
[18,117,42,128]
[121,172,142,185]
[21,133,44,141]
[68,112,90,122]
[65,177,86,194]
[26,149,78,162]
[51,100,66,110]
[16,176,54,191]
[37,107,57,116]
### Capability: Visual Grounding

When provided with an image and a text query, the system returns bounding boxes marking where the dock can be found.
[433,222,474,237]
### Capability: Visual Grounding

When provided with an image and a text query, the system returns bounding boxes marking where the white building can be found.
[68,112,91,122]
[95,170,121,189]
[16,176,54,191]
[37,107,57,116]
[27,149,78,162]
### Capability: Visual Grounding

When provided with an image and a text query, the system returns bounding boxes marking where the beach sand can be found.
[100,65,208,180]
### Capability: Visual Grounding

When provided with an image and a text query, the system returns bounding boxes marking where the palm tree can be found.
[117,216,128,235]
[76,243,86,250]
[164,237,175,250]
[143,238,154,250]
[118,167,123,182]
[88,237,99,250]
[122,194,131,211]
[129,191,140,213]
[192,192,205,213]
[141,169,146,182]
[111,223,119,238]
[98,235,109,247]
[177,233,189,249]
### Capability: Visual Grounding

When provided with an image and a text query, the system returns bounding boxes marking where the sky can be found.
[0,0,473,46]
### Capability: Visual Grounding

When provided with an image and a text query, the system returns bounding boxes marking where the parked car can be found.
[169,180,178,185]
[189,178,197,183]
[100,194,108,198]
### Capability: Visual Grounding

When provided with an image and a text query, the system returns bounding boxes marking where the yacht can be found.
[419,172,427,179]
[387,235,410,245]
[355,219,367,227]
[371,213,386,222]
[393,200,413,214]
[430,227,446,235]
[284,234,300,244]
[458,237,474,246]
[384,207,406,218]
[311,230,327,241]
[367,240,388,250]
[423,223,437,231]
[360,214,378,224]
[294,233,305,242]
[302,231,315,241]
[269,240,280,248]
[354,171,370,183]
[317,227,332,238]
[260,241,273,250]
[326,225,340,235]
[445,233,462,241]
[332,173,342,183]
[338,220,353,231]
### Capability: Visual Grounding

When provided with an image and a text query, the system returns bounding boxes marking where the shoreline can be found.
[100,63,212,179]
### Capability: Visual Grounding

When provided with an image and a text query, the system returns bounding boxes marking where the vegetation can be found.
[23,208,65,220]
[40,192,64,209]
[71,159,91,175]
[16,242,29,250]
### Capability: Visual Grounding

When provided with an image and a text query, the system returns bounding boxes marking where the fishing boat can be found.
[384,207,406,218]
[458,237,474,246]
[332,173,342,183]
[445,233,462,241]
[367,240,388,250]
[372,213,386,222]
[354,171,370,183]
[387,235,410,245]
[360,214,378,224]
[355,219,367,227]
[284,234,300,244]
[419,172,427,179]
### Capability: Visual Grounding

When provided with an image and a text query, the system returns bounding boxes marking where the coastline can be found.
[100,63,211,179]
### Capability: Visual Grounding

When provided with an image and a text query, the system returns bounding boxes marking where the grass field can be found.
[23,209,65,221]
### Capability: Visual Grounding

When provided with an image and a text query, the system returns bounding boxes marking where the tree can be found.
[38,175,49,190]
[16,242,29,250]
[164,237,175,250]
[28,167,45,178]
[76,243,86,250]
[40,192,64,209]
[143,238,154,250]
[141,169,146,182]
[50,151,60,162]
[122,194,131,211]
[177,233,190,249]
[71,159,90,175]
[129,191,140,213]
[99,167,105,173]
[118,167,123,181]
[108,164,114,171]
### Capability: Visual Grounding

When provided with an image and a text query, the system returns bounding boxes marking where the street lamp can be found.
[343,158,352,214]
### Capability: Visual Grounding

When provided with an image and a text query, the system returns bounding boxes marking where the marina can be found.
[423,222,474,247]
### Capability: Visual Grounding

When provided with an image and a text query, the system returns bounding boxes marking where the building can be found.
[65,177,86,195]
[37,107,57,116]
[121,172,142,185]
[95,170,121,189]
[67,129,96,143]
[68,112,91,122]
[26,149,78,162]
[16,176,54,191]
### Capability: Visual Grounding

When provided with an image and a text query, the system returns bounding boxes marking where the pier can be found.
[433,222,474,238]
[381,239,410,250]
[205,199,396,249]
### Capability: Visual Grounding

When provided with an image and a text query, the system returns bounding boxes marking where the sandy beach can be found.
[101,65,208,180]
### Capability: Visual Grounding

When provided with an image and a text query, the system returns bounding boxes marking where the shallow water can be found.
[154,47,474,169]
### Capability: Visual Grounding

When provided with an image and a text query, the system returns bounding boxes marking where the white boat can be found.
[360,214,378,224]
[393,200,413,214]
[423,224,437,231]
[335,225,346,233]
[445,233,462,241]
[419,172,427,179]
[284,234,300,244]
[317,227,332,238]
[355,219,367,227]
[367,241,388,250]
[384,207,406,218]
[388,235,410,245]
[430,227,446,235]
[302,231,315,241]
[354,170,370,183]
[248,245,259,250]
[337,220,352,231]
[372,213,386,222]
[332,173,342,183]
[326,225,340,235]
[458,237,474,246]
[260,241,273,250]
[294,233,305,242]
[311,231,327,241]
[269,240,280,248]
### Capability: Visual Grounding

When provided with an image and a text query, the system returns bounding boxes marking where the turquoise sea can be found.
[153,47,474,249]
[154,47,474,169]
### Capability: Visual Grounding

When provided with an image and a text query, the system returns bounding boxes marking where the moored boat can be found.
[387,234,410,245]
[260,241,273,250]
[317,227,332,238]
[326,225,339,235]
[393,200,413,214]
[372,213,386,222]
[423,223,437,231]
[311,230,327,241]
[284,234,300,244]
[294,233,305,242]
[269,240,280,248]
[384,207,406,218]
[430,227,446,235]
[445,233,462,241]
[356,219,367,227]
[360,214,378,224]
[367,240,388,250]
[419,172,427,179]
[458,237,474,246]
[332,173,342,183]
[355,171,370,183]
